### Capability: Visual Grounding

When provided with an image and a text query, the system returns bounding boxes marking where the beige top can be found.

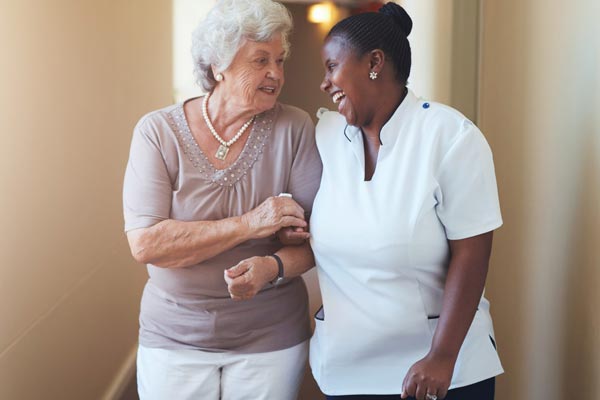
[123,99,322,352]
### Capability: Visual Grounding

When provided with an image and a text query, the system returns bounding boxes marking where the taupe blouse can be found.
[123,99,322,352]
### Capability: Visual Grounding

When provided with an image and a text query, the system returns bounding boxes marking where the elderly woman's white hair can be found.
[191,0,293,92]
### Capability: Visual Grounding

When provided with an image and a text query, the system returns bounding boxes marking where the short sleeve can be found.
[123,117,172,232]
[435,121,502,240]
[286,114,323,216]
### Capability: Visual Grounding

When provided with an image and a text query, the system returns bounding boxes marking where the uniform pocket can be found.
[489,334,497,350]
[314,305,324,321]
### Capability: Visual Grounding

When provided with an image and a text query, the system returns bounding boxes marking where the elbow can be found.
[130,241,151,264]
[127,230,154,264]
[131,247,150,264]
[128,234,182,268]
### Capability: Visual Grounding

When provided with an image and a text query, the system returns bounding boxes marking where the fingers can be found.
[280,216,307,229]
[415,382,427,400]
[224,257,271,300]
[263,196,305,225]
[401,379,417,399]
[228,273,250,293]
[275,197,306,220]
[438,386,448,399]
[402,376,443,400]
[229,292,252,301]
[245,197,308,238]
[427,388,441,400]
[224,263,251,298]
[277,227,310,246]
[227,279,253,300]
[285,231,311,240]
[225,262,250,279]
[401,367,411,398]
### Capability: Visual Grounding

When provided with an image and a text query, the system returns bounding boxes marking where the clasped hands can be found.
[224,195,309,301]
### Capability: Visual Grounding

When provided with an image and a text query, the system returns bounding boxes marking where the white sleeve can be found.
[435,121,503,240]
[286,113,323,216]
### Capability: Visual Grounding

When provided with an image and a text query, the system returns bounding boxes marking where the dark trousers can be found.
[325,377,495,400]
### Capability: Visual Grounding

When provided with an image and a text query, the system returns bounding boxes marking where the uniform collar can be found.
[343,89,418,144]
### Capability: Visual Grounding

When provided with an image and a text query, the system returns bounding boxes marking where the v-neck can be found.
[168,101,277,187]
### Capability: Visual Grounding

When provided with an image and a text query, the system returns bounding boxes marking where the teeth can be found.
[332,91,345,103]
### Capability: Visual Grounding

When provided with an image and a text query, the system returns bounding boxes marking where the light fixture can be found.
[308,2,334,24]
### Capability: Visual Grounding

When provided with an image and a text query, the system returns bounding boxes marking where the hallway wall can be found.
[479,0,600,398]
[2,1,598,398]
[0,1,172,398]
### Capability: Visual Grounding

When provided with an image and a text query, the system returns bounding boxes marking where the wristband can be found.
[268,254,284,286]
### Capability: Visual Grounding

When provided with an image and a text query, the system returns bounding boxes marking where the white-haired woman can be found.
[123,1,321,399]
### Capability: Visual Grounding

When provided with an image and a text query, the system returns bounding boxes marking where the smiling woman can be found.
[123,1,322,399]
[309,3,503,400]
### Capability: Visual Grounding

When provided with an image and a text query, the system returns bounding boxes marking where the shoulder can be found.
[134,103,179,136]
[417,100,472,134]
[313,109,353,155]
[316,108,345,130]
[131,103,181,152]
[315,108,347,142]
[412,99,485,153]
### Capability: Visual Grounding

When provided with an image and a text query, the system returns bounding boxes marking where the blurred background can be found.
[0,0,598,399]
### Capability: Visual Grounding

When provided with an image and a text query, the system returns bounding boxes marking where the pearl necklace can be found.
[202,92,255,160]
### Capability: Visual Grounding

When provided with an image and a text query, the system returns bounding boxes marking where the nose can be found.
[320,76,330,93]
[266,62,283,81]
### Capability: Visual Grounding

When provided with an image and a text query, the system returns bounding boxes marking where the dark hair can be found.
[326,2,413,85]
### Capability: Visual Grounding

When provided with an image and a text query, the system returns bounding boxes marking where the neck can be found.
[361,85,407,142]
[206,86,256,135]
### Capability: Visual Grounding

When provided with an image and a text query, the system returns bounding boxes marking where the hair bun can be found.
[378,2,413,36]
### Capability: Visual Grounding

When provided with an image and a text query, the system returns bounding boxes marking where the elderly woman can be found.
[122,0,321,399]
[308,3,503,400]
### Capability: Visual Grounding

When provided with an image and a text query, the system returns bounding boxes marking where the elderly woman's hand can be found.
[242,196,307,239]
[400,352,455,400]
[224,256,278,301]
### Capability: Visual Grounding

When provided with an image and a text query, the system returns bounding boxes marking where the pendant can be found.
[215,144,229,160]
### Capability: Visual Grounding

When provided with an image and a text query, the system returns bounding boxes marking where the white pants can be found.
[137,341,308,400]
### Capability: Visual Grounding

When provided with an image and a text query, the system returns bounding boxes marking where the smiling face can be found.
[320,36,374,127]
[219,34,285,115]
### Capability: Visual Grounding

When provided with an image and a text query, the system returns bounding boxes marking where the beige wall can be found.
[479,0,600,398]
[3,0,598,399]
[0,0,172,398]
[400,0,480,122]
[278,3,349,123]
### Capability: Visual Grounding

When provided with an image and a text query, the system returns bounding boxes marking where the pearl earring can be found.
[369,71,378,80]
[215,73,224,82]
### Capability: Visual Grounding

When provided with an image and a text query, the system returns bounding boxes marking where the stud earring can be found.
[215,73,224,82]
[369,71,378,80]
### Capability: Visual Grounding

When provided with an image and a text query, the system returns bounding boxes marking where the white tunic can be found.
[309,90,503,395]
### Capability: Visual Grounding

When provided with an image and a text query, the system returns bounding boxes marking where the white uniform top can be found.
[309,90,503,395]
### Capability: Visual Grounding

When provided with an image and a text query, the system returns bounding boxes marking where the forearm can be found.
[430,262,487,361]
[429,233,493,361]
[224,242,315,300]
[273,242,315,280]
[128,217,252,268]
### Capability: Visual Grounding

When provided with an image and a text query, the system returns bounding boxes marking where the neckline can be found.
[169,99,276,187]
[343,89,418,143]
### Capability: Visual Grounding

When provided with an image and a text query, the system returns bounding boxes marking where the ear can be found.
[368,49,385,73]
[210,65,220,79]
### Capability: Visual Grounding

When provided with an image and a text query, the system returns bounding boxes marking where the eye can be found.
[255,57,268,66]
[327,63,337,72]
[276,58,284,66]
